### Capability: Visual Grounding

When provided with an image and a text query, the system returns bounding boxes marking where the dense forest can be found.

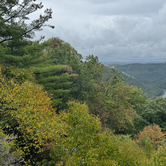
[1,1,166,166]
[116,63,166,98]
[121,73,163,99]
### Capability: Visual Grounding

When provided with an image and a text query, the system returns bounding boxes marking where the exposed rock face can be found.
[0,132,22,166]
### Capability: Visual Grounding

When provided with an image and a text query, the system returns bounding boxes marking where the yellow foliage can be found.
[138,124,165,146]
[0,67,68,164]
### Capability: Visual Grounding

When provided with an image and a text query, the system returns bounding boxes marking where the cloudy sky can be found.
[34,0,166,64]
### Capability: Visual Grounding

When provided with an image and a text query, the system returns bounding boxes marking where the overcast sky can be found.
[34,0,166,64]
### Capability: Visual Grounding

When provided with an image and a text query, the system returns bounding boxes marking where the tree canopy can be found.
[0,0,54,44]
[1,1,166,165]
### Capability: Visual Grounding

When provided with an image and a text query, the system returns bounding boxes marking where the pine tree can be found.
[42,38,95,104]
[0,0,54,65]
[31,64,73,109]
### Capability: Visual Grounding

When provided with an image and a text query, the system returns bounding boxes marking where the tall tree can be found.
[0,0,54,44]
[0,65,67,164]
[105,82,136,133]
[31,64,73,109]
[136,97,166,132]
[40,38,92,107]
[0,0,54,65]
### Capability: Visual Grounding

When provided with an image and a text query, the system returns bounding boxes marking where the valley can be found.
[108,63,166,99]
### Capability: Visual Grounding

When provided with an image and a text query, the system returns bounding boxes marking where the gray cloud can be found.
[34,0,166,63]
[94,0,165,15]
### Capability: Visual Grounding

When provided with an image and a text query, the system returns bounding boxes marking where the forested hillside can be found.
[107,64,164,99]
[1,1,166,166]
[122,73,163,99]
[117,63,166,89]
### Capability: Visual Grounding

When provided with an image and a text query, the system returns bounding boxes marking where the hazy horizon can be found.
[101,59,166,65]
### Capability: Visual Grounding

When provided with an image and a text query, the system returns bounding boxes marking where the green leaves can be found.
[0,0,54,44]
[104,82,136,133]
[32,64,72,109]
[136,97,166,132]
[0,66,67,164]
[50,101,120,166]
[49,101,154,166]
[0,0,54,68]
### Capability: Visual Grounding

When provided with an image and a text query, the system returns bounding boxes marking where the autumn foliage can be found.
[0,67,67,164]
[138,124,166,146]
[2,0,166,165]
[0,65,166,165]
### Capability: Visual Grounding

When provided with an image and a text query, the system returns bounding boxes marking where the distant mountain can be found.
[121,73,163,99]
[116,63,166,89]
[107,63,164,99]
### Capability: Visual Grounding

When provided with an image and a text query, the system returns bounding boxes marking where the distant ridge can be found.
[117,63,166,89]
[107,63,164,99]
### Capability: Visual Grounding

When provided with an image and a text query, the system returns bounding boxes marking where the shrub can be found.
[0,67,67,165]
